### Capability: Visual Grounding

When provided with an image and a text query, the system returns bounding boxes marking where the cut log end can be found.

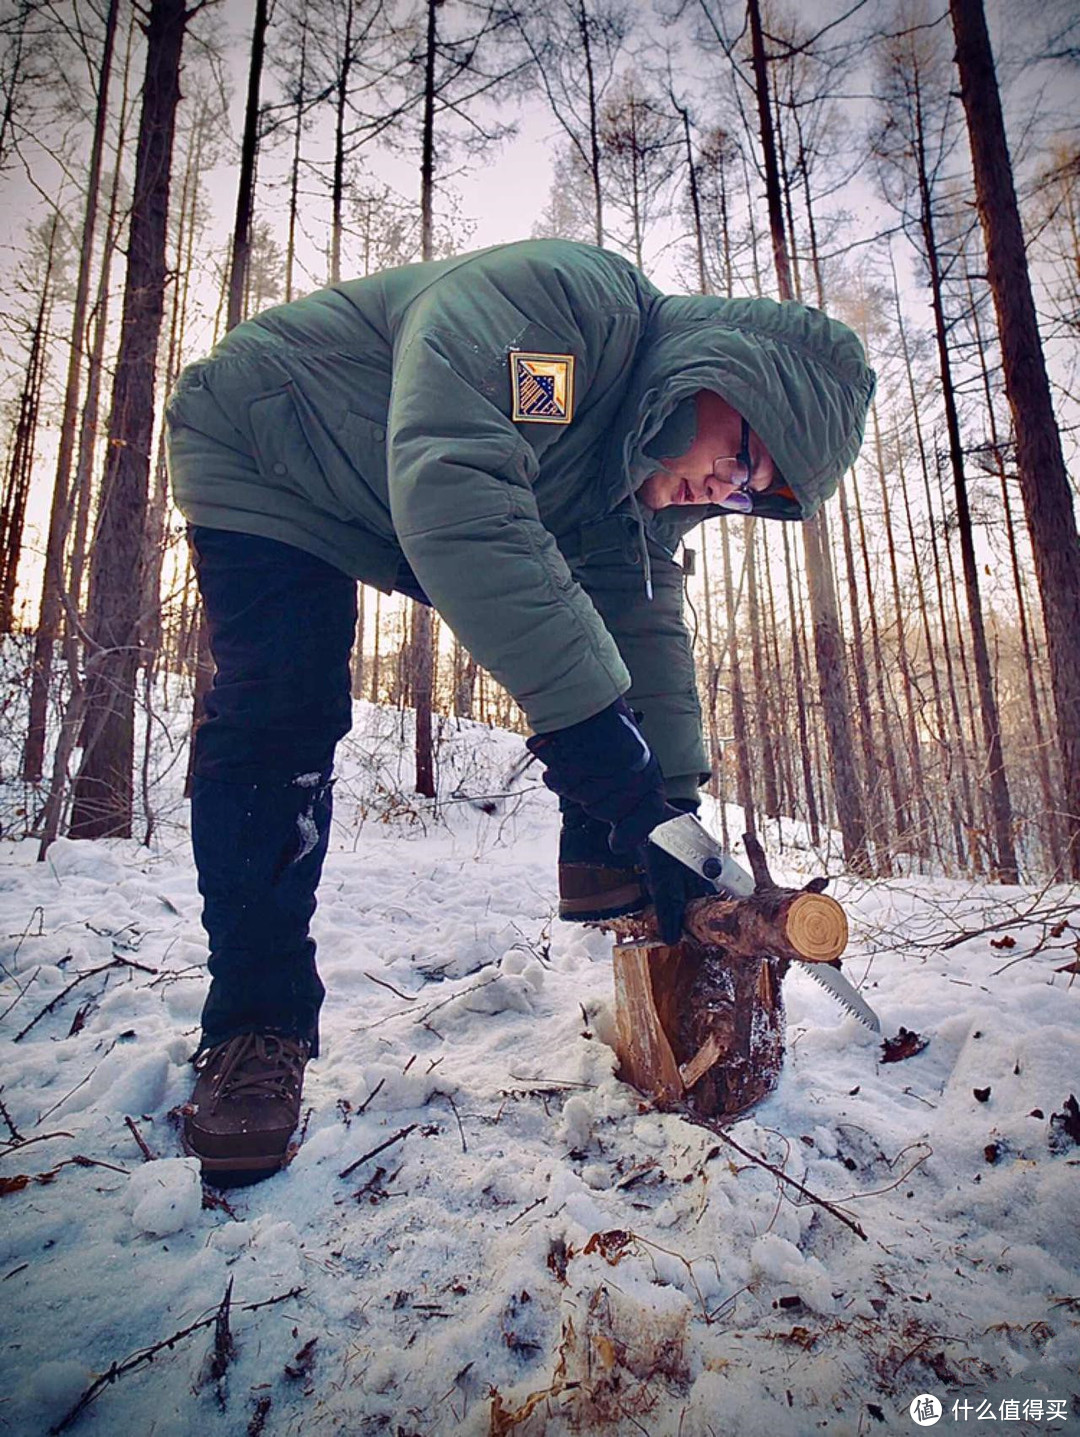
[784,892,848,963]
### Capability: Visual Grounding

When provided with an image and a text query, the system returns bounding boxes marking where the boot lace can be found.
[198,1033,308,1113]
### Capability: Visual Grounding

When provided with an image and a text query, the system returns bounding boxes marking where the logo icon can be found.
[510,352,575,424]
[909,1394,942,1426]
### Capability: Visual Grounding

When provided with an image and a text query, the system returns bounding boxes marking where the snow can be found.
[0,700,1077,1435]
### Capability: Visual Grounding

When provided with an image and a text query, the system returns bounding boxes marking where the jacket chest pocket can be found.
[248,387,391,536]
[248,386,351,520]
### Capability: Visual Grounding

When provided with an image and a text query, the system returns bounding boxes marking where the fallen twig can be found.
[2,1155,131,1194]
[49,1286,304,1434]
[435,1090,466,1153]
[363,970,417,1001]
[355,1078,385,1115]
[506,1195,546,1227]
[208,1278,236,1409]
[8,905,44,962]
[413,972,502,1026]
[339,1124,416,1180]
[0,965,42,1024]
[247,1395,272,1436]
[36,1042,117,1124]
[0,1088,24,1143]
[0,1131,74,1157]
[202,1185,239,1219]
[696,1121,868,1241]
[124,1117,156,1163]
[14,959,149,1043]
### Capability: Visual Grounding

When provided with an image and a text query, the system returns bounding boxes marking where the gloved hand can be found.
[640,829,716,945]
[529,706,713,943]
[526,697,667,854]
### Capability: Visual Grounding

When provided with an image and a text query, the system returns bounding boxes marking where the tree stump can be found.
[605,841,848,1120]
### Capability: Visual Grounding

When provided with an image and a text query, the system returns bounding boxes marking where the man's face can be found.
[637,390,776,509]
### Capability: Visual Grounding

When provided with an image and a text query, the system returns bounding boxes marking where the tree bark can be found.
[746,0,867,872]
[23,0,119,782]
[0,223,54,634]
[410,0,440,799]
[226,0,268,331]
[781,523,820,844]
[950,0,1080,876]
[917,134,1018,880]
[746,524,780,819]
[69,0,189,839]
[720,520,756,837]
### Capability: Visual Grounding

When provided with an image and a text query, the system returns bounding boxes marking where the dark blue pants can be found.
[189,526,358,1056]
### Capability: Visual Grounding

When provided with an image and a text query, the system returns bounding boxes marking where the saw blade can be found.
[798,960,881,1033]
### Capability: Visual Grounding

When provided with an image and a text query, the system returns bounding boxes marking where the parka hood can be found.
[612,292,876,522]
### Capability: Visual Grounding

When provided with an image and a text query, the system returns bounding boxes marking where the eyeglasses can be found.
[711,416,755,513]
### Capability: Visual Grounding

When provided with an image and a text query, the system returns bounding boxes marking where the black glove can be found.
[640,827,716,944]
[526,697,668,854]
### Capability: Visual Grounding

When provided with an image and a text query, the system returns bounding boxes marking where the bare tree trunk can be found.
[329,0,355,285]
[410,0,439,799]
[226,0,268,332]
[747,0,793,300]
[850,464,908,851]
[452,640,476,718]
[892,61,1018,880]
[781,523,820,845]
[891,257,979,869]
[352,585,366,698]
[0,223,54,634]
[895,430,966,871]
[370,590,382,703]
[836,475,889,869]
[698,531,725,814]
[919,172,1017,880]
[745,525,779,820]
[578,0,604,247]
[284,11,308,302]
[69,0,189,839]
[69,34,133,623]
[873,410,931,859]
[964,257,1062,872]
[761,525,795,821]
[185,0,268,799]
[720,521,755,838]
[746,0,867,872]
[950,0,1080,876]
[23,0,119,782]
[676,100,707,294]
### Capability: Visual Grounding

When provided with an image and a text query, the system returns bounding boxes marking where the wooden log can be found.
[611,941,686,1106]
[611,936,788,1118]
[606,854,849,1119]
[682,888,847,962]
[606,888,847,964]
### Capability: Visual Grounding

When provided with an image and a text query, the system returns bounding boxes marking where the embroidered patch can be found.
[509,352,575,424]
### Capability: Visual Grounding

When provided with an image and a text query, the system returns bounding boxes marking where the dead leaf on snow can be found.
[881,1027,930,1063]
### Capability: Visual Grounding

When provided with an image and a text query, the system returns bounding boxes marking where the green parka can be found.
[166,239,875,799]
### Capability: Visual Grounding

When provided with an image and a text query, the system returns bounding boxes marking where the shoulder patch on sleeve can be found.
[509,352,575,425]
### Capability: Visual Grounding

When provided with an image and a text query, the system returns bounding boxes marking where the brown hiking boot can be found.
[182,1032,310,1184]
[558,861,646,921]
[557,803,646,921]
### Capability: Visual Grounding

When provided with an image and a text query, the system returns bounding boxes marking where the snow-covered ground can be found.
[1,703,1078,1437]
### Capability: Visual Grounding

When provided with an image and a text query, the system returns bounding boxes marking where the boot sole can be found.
[182,1131,289,1183]
[558,886,647,922]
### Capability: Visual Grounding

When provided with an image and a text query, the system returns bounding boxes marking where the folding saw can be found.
[648,812,881,1033]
